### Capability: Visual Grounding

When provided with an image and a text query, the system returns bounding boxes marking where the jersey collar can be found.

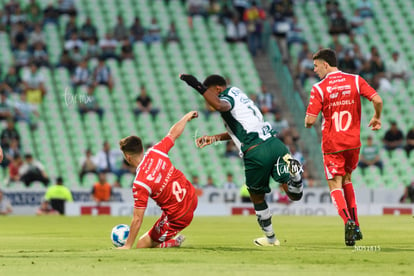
[325,70,341,78]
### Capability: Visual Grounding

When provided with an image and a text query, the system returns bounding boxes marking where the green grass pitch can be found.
[0,215,413,276]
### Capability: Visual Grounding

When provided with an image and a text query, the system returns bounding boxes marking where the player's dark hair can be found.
[203,74,227,88]
[313,48,337,67]
[119,135,143,155]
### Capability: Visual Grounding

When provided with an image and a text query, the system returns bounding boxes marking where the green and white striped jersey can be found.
[219,87,274,156]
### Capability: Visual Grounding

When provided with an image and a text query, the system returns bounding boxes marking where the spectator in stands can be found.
[358,59,374,86]
[84,37,101,60]
[71,59,90,90]
[13,42,32,70]
[0,189,12,215]
[29,24,45,48]
[356,0,374,18]
[79,16,97,41]
[134,85,159,119]
[218,2,234,25]
[64,14,78,40]
[25,0,43,30]
[99,32,118,60]
[43,2,59,25]
[11,22,28,49]
[22,63,46,105]
[271,111,289,141]
[10,6,26,27]
[14,92,40,129]
[1,138,20,171]
[225,15,247,43]
[257,84,277,115]
[223,173,237,189]
[36,200,59,215]
[358,136,383,175]
[350,10,365,35]
[130,16,145,42]
[113,15,129,41]
[328,11,349,35]
[224,140,238,158]
[78,88,104,120]
[0,92,14,121]
[120,39,133,61]
[0,119,20,149]
[383,121,404,152]
[400,181,414,203]
[286,16,304,48]
[95,141,123,177]
[243,1,266,56]
[271,2,291,59]
[191,175,201,189]
[143,17,161,44]
[58,0,77,16]
[44,176,73,215]
[203,175,216,189]
[1,66,23,94]
[69,45,84,65]
[299,52,316,86]
[325,0,339,19]
[387,51,409,84]
[79,148,98,184]
[370,52,393,93]
[57,49,76,73]
[91,57,114,93]
[8,153,22,185]
[91,172,113,204]
[19,153,49,187]
[405,127,414,157]
[165,22,179,43]
[338,49,357,74]
[187,0,208,19]
[64,32,83,51]
[32,42,49,67]
[290,144,305,167]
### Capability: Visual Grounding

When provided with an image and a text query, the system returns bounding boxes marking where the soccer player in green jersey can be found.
[180,74,303,246]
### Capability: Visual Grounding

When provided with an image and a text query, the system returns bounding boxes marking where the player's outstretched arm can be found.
[368,94,383,131]
[117,208,145,250]
[168,111,198,142]
[179,74,230,112]
[196,132,231,149]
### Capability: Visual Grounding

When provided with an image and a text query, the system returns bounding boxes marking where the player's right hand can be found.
[179,74,207,95]
[368,116,381,131]
[196,135,214,148]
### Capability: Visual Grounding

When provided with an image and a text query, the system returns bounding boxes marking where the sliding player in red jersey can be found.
[118,111,199,249]
[305,49,383,246]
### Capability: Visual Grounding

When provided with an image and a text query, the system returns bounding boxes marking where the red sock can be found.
[343,182,359,226]
[330,189,351,224]
[157,239,180,248]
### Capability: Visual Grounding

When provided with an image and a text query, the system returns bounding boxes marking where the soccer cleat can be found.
[174,234,186,247]
[345,219,356,246]
[354,226,363,241]
[253,237,281,247]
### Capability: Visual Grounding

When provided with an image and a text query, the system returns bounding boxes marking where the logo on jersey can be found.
[327,86,333,93]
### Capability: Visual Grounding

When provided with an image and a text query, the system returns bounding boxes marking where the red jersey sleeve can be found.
[152,135,174,154]
[306,86,323,117]
[132,181,150,209]
[358,76,377,101]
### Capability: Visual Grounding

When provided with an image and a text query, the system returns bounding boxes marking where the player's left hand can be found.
[368,117,381,131]
[186,111,198,121]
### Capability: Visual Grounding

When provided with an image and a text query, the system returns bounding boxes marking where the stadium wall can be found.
[3,187,410,216]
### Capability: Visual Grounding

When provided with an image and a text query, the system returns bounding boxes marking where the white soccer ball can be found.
[111,224,130,247]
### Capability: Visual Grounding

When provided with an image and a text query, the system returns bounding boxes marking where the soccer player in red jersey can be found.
[304,49,383,246]
[117,111,199,249]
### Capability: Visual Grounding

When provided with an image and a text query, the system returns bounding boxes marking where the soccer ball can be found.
[111,224,130,247]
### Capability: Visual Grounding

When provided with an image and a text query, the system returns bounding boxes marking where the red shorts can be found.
[322,148,360,180]
[148,197,198,243]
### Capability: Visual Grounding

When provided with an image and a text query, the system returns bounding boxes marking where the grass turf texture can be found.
[0,215,413,276]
